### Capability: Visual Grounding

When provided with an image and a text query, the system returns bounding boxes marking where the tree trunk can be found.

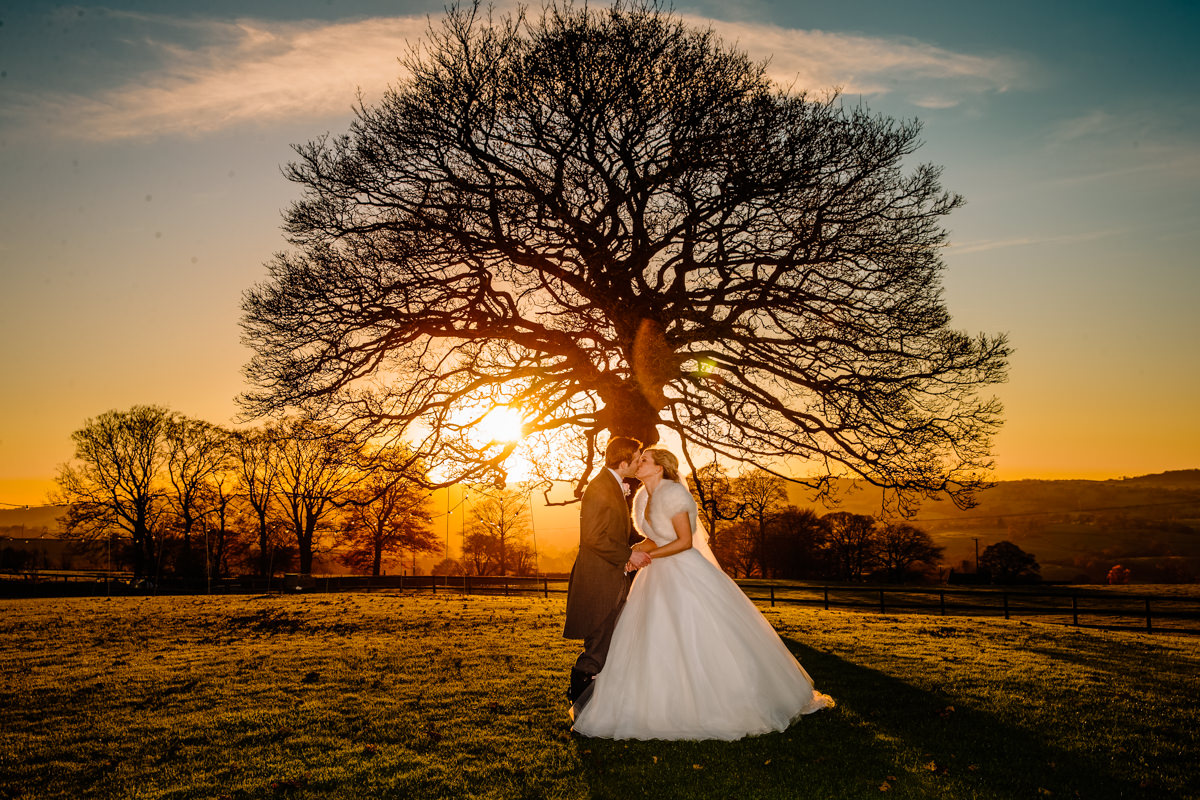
[180,525,193,578]
[132,529,147,577]
[601,384,663,447]
[299,521,315,574]
[258,518,270,578]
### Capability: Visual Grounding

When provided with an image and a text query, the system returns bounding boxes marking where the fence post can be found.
[431,575,437,594]
[465,575,472,595]
[544,576,549,598]
[1072,595,1079,626]
[1002,592,1009,620]
[823,586,829,611]
[769,585,775,607]
[1145,598,1153,633]
[940,591,945,616]
[879,589,886,614]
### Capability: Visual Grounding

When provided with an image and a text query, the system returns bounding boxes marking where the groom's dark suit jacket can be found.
[563,469,634,640]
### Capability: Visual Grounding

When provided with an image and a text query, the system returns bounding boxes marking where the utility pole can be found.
[527,487,539,576]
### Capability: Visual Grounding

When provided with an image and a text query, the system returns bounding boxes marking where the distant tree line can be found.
[50,405,559,582]
[687,463,946,583]
[53,405,440,582]
[49,405,1043,585]
[0,542,50,572]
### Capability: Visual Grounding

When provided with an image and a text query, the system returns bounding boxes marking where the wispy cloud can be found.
[948,229,1123,256]
[691,17,1026,106]
[1041,109,1200,186]
[11,14,431,141]
[1047,110,1123,146]
[11,10,1027,141]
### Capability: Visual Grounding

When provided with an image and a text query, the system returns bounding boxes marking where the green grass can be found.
[1,594,1197,799]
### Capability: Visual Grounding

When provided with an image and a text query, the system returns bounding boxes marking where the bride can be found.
[571,447,834,741]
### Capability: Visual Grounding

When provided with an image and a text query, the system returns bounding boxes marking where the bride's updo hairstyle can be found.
[644,448,681,482]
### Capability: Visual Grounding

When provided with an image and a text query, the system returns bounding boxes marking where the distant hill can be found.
[1111,469,1200,490]
[782,470,1200,522]
[783,471,1200,583]
[0,504,67,536]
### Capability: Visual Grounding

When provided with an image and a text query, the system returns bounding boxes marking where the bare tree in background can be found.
[205,444,244,580]
[734,468,789,576]
[460,531,496,576]
[54,406,172,578]
[765,507,829,579]
[714,519,758,578]
[686,461,740,565]
[464,485,533,576]
[339,450,438,577]
[875,522,943,582]
[231,425,284,578]
[163,416,228,579]
[824,511,878,582]
[241,2,1009,510]
[273,418,367,574]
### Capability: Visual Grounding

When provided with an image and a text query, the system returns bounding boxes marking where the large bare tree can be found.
[241,2,1009,509]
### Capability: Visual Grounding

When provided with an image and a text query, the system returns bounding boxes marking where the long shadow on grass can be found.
[572,640,1164,800]
[1021,628,1200,683]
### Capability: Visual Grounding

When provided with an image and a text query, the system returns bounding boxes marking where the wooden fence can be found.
[4,571,1198,635]
[737,582,1200,636]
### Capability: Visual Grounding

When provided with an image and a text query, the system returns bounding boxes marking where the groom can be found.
[563,436,651,707]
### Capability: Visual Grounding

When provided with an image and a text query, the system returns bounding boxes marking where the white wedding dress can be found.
[571,480,833,741]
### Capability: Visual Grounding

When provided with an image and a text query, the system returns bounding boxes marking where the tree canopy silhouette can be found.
[978,540,1041,584]
[55,405,173,577]
[241,1,1009,508]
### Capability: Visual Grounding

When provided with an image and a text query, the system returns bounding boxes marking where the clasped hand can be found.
[624,549,652,573]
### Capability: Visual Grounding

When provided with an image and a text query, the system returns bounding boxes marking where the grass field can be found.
[1,593,1197,799]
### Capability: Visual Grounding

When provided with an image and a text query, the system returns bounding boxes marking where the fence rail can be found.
[3,570,1198,635]
[737,582,1200,635]
[0,571,569,598]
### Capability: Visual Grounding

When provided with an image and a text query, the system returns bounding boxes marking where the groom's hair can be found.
[604,437,643,468]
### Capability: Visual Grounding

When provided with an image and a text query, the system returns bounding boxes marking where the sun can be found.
[475,405,525,444]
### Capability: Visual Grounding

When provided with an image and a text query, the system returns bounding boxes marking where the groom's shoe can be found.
[567,668,593,703]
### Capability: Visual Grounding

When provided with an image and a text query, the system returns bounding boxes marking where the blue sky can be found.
[1,0,1198,506]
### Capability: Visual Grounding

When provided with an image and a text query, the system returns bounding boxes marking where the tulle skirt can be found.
[571,548,833,740]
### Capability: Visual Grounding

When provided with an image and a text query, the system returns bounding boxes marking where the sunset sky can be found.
[1,0,1197,508]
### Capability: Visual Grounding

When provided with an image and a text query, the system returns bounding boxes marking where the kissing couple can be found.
[563,437,834,740]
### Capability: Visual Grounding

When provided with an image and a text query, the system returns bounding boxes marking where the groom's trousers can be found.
[574,575,633,676]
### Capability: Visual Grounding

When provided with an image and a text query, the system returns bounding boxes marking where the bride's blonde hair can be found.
[643,448,680,481]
